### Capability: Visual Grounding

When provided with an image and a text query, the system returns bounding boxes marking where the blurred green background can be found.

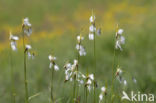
[0,0,156,102]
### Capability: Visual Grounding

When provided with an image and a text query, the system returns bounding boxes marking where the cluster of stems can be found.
[111,24,120,102]
[73,36,80,103]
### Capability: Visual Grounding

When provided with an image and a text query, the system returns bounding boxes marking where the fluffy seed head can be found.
[89,15,96,23]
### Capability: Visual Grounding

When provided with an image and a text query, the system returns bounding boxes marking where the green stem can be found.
[86,87,88,103]
[104,95,107,103]
[10,47,16,103]
[84,86,86,103]
[111,33,117,103]
[76,47,80,102]
[23,33,29,103]
[50,66,54,103]
[73,75,76,103]
[93,28,96,103]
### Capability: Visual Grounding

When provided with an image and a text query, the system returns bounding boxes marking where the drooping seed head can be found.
[116,68,122,76]
[89,15,96,23]
[9,32,19,51]
[22,17,32,36]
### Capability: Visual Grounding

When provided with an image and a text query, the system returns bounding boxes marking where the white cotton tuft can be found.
[25,44,32,50]
[89,15,95,23]
[118,29,123,35]
[54,65,59,71]
[10,41,17,51]
[89,33,94,40]
[89,74,94,80]
[89,25,96,32]
[99,94,103,101]
[49,62,53,69]
[101,86,106,92]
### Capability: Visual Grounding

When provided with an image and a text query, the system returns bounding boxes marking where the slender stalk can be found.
[91,10,97,103]
[22,33,29,103]
[73,74,76,102]
[104,95,107,103]
[76,44,80,102]
[93,25,97,103]
[111,42,116,94]
[9,47,16,103]
[50,66,54,103]
[84,86,86,103]
[85,66,89,103]
[111,26,118,102]
[86,87,88,103]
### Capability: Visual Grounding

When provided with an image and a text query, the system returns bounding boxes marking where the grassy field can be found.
[0,0,156,103]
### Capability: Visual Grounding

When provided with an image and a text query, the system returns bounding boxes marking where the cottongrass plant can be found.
[10,32,19,51]
[64,60,82,102]
[99,86,107,103]
[75,34,86,102]
[115,28,125,51]
[111,24,125,102]
[64,60,95,103]
[84,73,95,103]
[48,54,59,103]
[89,10,98,103]
[9,32,19,103]
[115,67,137,89]
[76,35,86,56]
[63,34,87,102]
[22,17,32,103]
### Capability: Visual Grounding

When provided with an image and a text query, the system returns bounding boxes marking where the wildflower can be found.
[89,25,96,32]
[115,28,125,51]
[85,74,94,92]
[116,67,123,83]
[97,28,101,36]
[116,68,122,76]
[48,55,59,71]
[10,33,19,41]
[64,63,72,70]
[64,60,80,82]
[76,35,86,56]
[99,94,103,102]
[87,79,92,85]
[22,17,32,36]
[49,55,56,61]
[64,60,86,86]
[64,61,76,82]
[79,46,86,56]
[118,29,124,35]
[89,74,94,80]
[89,15,95,23]
[25,44,32,50]
[77,35,84,44]
[89,13,96,40]
[25,44,35,59]
[123,80,127,86]
[9,32,19,51]
[99,86,107,103]
[89,24,96,40]
[73,59,78,66]
[54,65,59,71]
[89,33,94,40]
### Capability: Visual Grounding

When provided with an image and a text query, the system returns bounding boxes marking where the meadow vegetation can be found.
[0,0,156,103]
